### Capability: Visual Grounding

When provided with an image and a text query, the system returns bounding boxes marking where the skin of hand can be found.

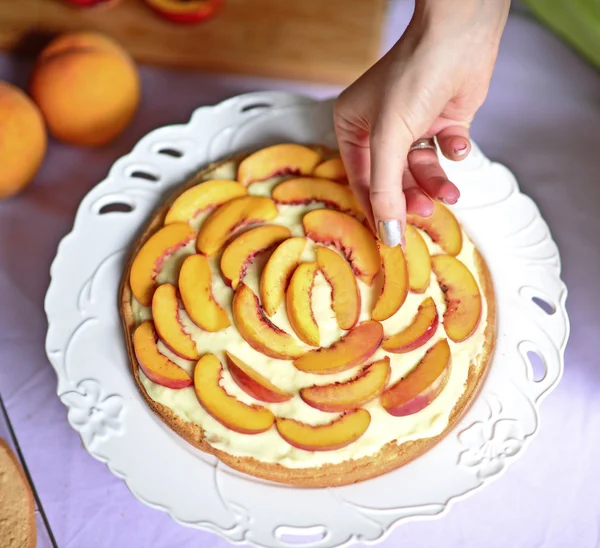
[334,0,510,247]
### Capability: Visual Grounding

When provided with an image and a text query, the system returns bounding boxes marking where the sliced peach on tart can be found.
[221,225,291,289]
[303,209,380,285]
[381,339,451,416]
[407,202,462,256]
[312,157,347,183]
[293,320,383,374]
[272,177,362,217]
[144,0,223,24]
[130,222,195,306]
[276,409,371,451]
[405,224,432,292]
[237,143,321,186]
[164,179,247,225]
[152,283,199,360]
[233,283,305,360]
[194,354,274,435]
[225,352,292,403]
[286,262,320,347]
[315,246,360,330]
[133,321,192,389]
[431,255,481,342]
[372,243,409,321]
[300,357,391,412]
[382,297,439,353]
[196,196,278,256]
[260,237,306,317]
[179,254,230,332]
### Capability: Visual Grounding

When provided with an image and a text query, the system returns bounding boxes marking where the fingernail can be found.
[454,142,468,156]
[378,220,403,247]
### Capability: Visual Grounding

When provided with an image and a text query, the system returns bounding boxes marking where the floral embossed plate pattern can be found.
[44,92,569,548]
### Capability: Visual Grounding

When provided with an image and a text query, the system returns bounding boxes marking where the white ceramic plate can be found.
[44,92,569,548]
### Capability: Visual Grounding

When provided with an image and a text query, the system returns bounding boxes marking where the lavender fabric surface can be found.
[1,4,598,547]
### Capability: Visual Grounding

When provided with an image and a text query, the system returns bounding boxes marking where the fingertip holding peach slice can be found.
[272,177,362,217]
[237,144,321,186]
[300,357,391,412]
[179,254,231,332]
[431,255,482,342]
[152,283,199,360]
[312,157,347,183]
[286,262,320,347]
[221,225,291,289]
[315,246,360,330]
[293,320,383,374]
[405,225,432,292]
[382,297,439,353]
[164,180,247,225]
[407,202,462,256]
[276,409,371,451]
[196,196,278,256]
[133,321,193,389]
[233,284,305,360]
[303,210,380,285]
[225,352,292,403]
[372,243,409,321]
[260,237,307,317]
[381,339,451,416]
[130,222,195,306]
[194,354,275,435]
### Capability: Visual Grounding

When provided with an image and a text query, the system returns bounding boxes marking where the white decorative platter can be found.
[44,92,569,548]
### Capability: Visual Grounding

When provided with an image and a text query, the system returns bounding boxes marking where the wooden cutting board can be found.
[0,0,387,84]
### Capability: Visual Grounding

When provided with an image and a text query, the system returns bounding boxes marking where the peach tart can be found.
[120,143,495,487]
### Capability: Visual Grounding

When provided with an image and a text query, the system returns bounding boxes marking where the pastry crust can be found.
[0,439,37,548]
[119,147,496,488]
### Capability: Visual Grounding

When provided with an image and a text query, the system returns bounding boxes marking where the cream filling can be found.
[133,166,489,468]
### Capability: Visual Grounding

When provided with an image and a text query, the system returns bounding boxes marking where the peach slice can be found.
[152,283,199,360]
[407,202,462,256]
[237,144,321,186]
[286,262,320,347]
[196,196,278,256]
[372,244,409,321]
[431,255,481,342]
[225,352,292,403]
[133,321,192,389]
[315,246,360,330]
[179,254,231,332]
[194,354,274,434]
[303,210,380,285]
[405,224,432,292]
[381,339,451,416]
[300,357,391,412]
[233,284,305,359]
[382,297,439,353]
[260,237,306,317]
[272,177,362,217]
[312,157,347,183]
[221,225,291,289]
[130,222,195,306]
[276,409,371,451]
[164,179,247,225]
[293,320,383,374]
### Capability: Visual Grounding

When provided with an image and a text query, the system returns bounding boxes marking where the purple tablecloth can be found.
[1,3,599,547]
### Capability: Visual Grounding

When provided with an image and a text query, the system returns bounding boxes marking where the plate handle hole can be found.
[240,102,273,113]
[129,169,159,183]
[98,202,134,214]
[532,296,555,315]
[157,147,184,158]
[275,525,327,545]
[527,350,547,382]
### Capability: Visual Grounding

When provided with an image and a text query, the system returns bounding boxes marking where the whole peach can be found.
[30,32,140,147]
[0,82,46,199]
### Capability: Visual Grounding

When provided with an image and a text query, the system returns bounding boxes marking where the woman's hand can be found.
[334,0,510,246]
